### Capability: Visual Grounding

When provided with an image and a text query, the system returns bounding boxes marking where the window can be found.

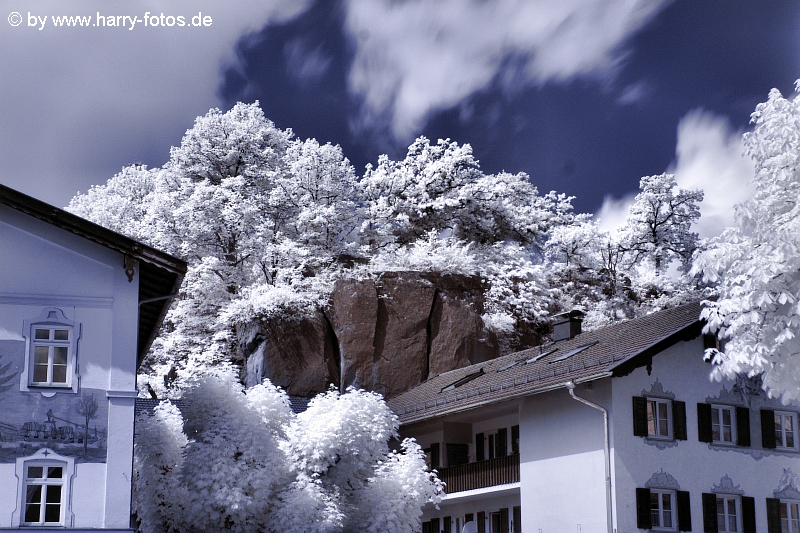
[22,462,66,526]
[22,308,80,392]
[637,487,691,531]
[712,405,736,444]
[633,397,687,441]
[13,449,74,528]
[699,404,750,446]
[648,399,672,438]
[716,495,740,532]
[703,493,755,533]
[780,501,800,533]
[775,412,798,450]
[650,489,677,530]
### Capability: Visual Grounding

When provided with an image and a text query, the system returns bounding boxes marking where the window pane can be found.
[786,416,795,448]
[25,484,42,503]
[727,499,737,532]
[24,502,41,524]
[53,347,68,365]
[44,502,60,523]
[662,493,673,527]
[45,485,61,504]
[34,329,50,340]
[54,329,69,341]
[52,364,67,384]
[723,424,732,442]
[47,466,63,479]
[33,346,49,364]
[658,403,669,436]
[647,401,657,435]
[33,365,48,383]
[27,466,43,478]
[651,492,660,526]
[712,421,721,442]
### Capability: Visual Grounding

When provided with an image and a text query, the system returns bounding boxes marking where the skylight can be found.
[548,341,598,363]
[440,368,485,393]
[526,348,557,364]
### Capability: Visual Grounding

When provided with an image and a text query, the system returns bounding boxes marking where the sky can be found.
[1,0,799,239]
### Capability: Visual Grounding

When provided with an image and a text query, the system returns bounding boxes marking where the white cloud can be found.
[594,109,756,239]
[669,109,755,239]
[596,191,636,233]
[0,0,312,207]
[285,39,332,83]
[617,80,649,105]
[342,0,671,140]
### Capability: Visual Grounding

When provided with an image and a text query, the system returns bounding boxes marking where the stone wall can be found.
[240,272,500,398]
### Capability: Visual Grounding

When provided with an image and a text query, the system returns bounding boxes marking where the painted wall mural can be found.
[0,340,107,464]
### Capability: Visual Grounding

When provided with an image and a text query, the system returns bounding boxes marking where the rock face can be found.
[240,272,500,398]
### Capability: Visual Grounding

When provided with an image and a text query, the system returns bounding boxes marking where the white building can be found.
[388,303,800,533]
[0,185,185,532]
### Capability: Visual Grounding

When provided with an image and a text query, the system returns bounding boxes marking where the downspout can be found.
[566,380,613,533]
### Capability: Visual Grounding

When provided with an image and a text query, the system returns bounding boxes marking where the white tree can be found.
[693,82,800,401]
[619,173,703,275]
[132,373,443,533]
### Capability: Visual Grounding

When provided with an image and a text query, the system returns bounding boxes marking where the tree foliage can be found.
[693,82,800,402]
[133,373,443,533]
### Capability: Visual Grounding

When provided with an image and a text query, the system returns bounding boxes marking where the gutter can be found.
[566,380,613,533]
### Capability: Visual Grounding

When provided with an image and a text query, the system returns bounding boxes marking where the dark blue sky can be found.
[219,0,800,214]
[2,0,798,223]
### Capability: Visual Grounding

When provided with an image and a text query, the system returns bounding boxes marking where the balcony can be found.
[437,453,520,494]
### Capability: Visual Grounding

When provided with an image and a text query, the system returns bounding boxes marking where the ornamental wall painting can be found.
[0,340,107,463]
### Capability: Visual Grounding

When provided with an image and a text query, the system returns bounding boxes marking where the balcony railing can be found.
[437,453,520,494]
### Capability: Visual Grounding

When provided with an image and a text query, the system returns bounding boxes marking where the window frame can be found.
[647,398,673,440]
[715,494,741,533]
[775,411,799,451]
[20,308,80,394]
[711,404,737,445]
[21,461,67,526]
[650,488,678,531]
[779,500,800,533]
[12,449,75,528]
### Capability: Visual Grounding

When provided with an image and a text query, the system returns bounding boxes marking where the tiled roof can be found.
[387,302,702,425]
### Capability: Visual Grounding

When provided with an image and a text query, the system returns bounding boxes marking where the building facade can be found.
[0,185,185,532]
[389,303,800,533]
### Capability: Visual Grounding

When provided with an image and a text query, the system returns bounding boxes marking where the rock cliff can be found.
[240,272,500,398]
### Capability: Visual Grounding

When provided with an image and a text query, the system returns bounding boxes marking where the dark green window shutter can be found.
[497,428,508,457]
[702,493,718,532]
[677,490,692,531]
[422,521,431,533]
[736,407,751,447]
[477,511,486,533]
[476,433,485,461]
[499,508,509,533]
[761,410,776,449]
[513,506,521,533]
[766,498,782,533]
[465,513,474,524]
[446,443,469,467]
[697,403,713,443]
[633,396,648,436]
[430,517,440,533]
[741,496,756,533]
[511,425,520,455]
[636,488,652,529]
[674,400,687,440]
[443,516,451,533]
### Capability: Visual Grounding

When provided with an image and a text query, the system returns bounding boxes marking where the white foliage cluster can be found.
[133,372,443,533]
[694,82,800,402]
[68,102,708,390]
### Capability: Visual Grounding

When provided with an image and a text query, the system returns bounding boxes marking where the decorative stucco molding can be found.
[711,475,744,495]
[645,469,680,490]
[774,468,800,500]
[640,378,675,400]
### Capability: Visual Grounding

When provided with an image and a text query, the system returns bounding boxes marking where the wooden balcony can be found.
[437,453,520,494]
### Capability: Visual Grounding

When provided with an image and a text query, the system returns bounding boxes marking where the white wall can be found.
[611,335,800,533]
[519,380,611,533]
[0,205,138,530]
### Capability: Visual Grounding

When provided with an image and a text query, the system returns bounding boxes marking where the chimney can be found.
[552,310,584,342]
